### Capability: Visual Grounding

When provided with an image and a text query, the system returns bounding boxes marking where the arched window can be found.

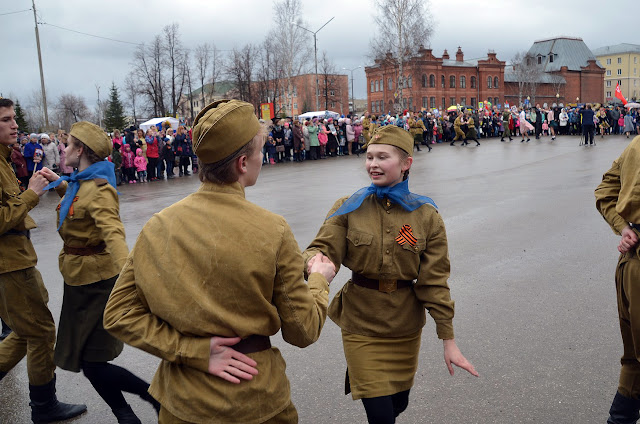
[429,74,435,88]
[487,76,492,89]
[494,77,499,89]
[460,76,466,88]
[441,75,445,88]
[422,74,427,88]
[408,76,412,88]
[370,81,374,93]
[375,80,379,91]
[470,76,476,88]
[388,78,393,90]
[380,79,384,91]
[450,75,456,88]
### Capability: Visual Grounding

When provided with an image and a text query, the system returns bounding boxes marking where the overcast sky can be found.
[2,0,632,117]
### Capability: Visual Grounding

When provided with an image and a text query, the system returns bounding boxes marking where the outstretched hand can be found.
[208,336,259,384]
[307,252,336,284]
[443,339,479,377]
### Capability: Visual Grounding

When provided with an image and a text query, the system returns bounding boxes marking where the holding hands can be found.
[39,167,60,182]
[27,170,51,197]
[619,225,639,253]
[307,252,336,284]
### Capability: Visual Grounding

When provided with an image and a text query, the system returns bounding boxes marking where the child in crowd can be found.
[122,143,136,184]
[162,139,175,179]
[111,143,123,186]
[267,133,276,164]
[542,120,549,136]
[134,148,147,183]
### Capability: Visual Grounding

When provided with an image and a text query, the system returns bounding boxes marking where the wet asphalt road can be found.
[0,134,633,423]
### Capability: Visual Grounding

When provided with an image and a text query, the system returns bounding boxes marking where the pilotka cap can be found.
[367,124,414,156]
[192,99,262,164]
[69,121,112,159]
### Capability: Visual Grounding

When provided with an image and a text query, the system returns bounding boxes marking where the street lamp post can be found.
[343,66,361,114]
[294,17,334,111]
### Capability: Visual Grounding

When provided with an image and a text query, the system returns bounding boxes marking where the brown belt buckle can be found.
[379,279,397,294]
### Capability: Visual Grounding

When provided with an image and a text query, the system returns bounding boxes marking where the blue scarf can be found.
[44,161,117,230]
[328,179,436,219]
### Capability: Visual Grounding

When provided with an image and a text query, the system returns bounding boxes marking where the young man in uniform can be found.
[595,135,640,423]
[0,98,87,422]
[104,99,336,423]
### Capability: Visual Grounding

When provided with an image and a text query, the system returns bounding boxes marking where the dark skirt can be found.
[54,275,123,372]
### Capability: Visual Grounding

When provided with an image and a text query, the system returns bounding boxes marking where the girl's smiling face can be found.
[365,144,412,187]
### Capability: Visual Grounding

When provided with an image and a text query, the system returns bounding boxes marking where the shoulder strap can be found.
[94,178,108,186]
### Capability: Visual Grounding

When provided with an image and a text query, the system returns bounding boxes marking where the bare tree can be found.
[25,89,46,132]
[164,23,188,116]
[211,44,223,102]
[195,43,212,109]
[55,94,90,130]
[370,0,433,108]
[132,35,166,116]
[256,38,283,114]
[319,51,337,110]
[124,73,139,124]
[510,51,543,106]
[184,50,196,124]
[227,44,255,105]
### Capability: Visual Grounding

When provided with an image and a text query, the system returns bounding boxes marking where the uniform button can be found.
[386,249,390,254]
[386,229,390,233]
[386,210,391,214]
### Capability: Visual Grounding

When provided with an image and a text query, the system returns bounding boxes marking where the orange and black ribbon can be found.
[395,224,417,247]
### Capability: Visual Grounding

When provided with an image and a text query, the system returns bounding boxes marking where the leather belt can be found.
[351,272,413,294]
[233,335,271,354]
[631,223,640,233]
[3,229,31,239]
[63,242,106,256]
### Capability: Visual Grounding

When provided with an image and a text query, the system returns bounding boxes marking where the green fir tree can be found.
[103,82,126,131]
[14,100,29,132]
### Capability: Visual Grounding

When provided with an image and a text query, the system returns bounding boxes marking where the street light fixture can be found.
[295,17,334,111]
[343,66,361,114]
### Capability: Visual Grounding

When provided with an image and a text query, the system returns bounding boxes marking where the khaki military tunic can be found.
[596,136,640,398]
[453,116,465,141]
[362,117,371,144]
[104,182,330,424]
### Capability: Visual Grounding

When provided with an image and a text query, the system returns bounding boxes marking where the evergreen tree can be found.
[103,82,126,131]
[14,100,29,132]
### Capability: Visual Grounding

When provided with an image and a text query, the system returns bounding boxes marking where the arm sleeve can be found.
[104,252,211,373]
[90,186,129,271]
[302,198,349,276]
[272,221,329,348]
[595,158,628,235]
[0,188,39,234]
[412,213,455,340]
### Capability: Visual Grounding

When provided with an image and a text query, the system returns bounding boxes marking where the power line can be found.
[39,22,143,46]
[0,8,31,16]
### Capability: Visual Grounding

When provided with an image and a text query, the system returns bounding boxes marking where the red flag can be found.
[615,83,628,105]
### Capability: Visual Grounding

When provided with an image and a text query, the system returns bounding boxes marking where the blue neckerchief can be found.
[328,179,436,219]
[44,160,117,230]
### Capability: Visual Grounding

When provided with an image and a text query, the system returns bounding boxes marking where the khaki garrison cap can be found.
[367,124,414,156]
[69,121,112,159]
[192,99,262,164]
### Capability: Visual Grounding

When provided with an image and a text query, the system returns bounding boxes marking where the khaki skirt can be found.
[54,275,123,372]
[342,329,421,400]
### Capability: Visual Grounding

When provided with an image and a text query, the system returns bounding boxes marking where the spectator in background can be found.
[161,138,175,179]
[122,143,136,184]
[302,119,311,161]
[580,104,596,146]
[292,121,304,162]
[10,143,29,190]
[134,148,147,183]
[145,128,159,181]
[624,112,635,139]
[112,129,123,149]
[111,143,122,186]
[58,132,73,177]
[174,126,191,176]
[40,134,60,173]
[23,133,45,174]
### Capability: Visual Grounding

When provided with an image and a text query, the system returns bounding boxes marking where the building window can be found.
[442,97,446,109]
[370,81,374,92]
[618,57,622,64]
[380,79,384,91]
[635,68,637,75]
[607,70,612,76]
[422,74,427,88]
[371,102,375,112]
[430,97,436,109]
[470,76,476,88]
[429,74,435,88]
[408,76,412,88]
[549,54,554,63]
[471,97,476,108]
[330,90,335,96]
[460,76,466,88]
[294,103,297,109]
[330,101,335,108]
[422,97,428,108]
[408,98,413,110]
[537,56,542,65]
[606,80,612,87]
[388,78,393,90]
[606,91,612,97]
[618,69,622,75]
[460,97,466,106]
[494,77,499,88]
[635,57,638,64]
[619,80,623,85]
[607,58,611,65]
[494,97,499,106]
[487,76,492,89]
[441,75,445,88]
[450,97,455,106]
[402,98,407,107]
[450,76,456,88]
[375,80,379,92]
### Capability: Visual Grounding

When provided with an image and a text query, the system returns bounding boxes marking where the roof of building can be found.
[527,37,602,71]
[592,43,640,57]
[441,58,481,67]
[191,80,236,97]
[503,68,566,84]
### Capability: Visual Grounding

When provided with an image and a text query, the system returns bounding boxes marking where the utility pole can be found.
[343,66,361,114]
[32,0,49,128]
[295,17,334,111]
[95,84,101,128]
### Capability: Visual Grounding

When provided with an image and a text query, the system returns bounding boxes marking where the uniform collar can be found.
[0,144,11,160]
[198,181,246,198]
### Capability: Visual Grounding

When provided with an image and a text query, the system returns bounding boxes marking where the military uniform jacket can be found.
[454,116,463,129]
[103,182,330,424]
[409,118,426,136]
[595,136,640,235]
[303,195,455,340]
[55,179,128,285]
[0,144,38,273]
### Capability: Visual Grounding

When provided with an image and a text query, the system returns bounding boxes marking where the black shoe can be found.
[608,391,640,424]
[526,138,530,142]
[29,375,87,423]
[510,137,513,141]
[450,142,455,146]
[184,171,191,176]
[112,404,142,424]
[476,141,480,146]
[0,319,12,341]
[428,147,432,152]
[501,138,505,142]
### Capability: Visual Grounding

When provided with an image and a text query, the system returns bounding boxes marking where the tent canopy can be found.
[139,117,179,132]
[297,110,340,121]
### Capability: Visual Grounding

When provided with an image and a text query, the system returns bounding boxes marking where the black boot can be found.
[476,140,480,146]
[112,404,142,424]
[0,371,6,382]
[29,375,87,423]
[0,318,12,341]
[608,391,640,424]
[450,141,456,146]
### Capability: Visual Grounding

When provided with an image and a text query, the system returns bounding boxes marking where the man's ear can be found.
[236,155,248,175]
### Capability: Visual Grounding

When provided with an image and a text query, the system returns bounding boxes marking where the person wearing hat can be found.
[0,98,87,422]
[39,121,158,423]
[450,111,466,146]
[595,135,640,423]
[303,125,478,423]
[24,132,45,174]
[103,99,336,423]
[408,113,428,152]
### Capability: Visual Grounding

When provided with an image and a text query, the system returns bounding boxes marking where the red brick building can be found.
[365,46,506,114]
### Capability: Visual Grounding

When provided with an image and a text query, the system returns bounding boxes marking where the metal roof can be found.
[592,43,640,57]
[503,68,566,84]
[526,37,602,72]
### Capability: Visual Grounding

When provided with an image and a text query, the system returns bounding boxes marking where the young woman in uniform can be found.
[303,125,478,424]
[39,121,158,424]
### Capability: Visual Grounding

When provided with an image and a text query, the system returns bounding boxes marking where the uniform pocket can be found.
[347,229,373,247]
[401,238,426,254]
